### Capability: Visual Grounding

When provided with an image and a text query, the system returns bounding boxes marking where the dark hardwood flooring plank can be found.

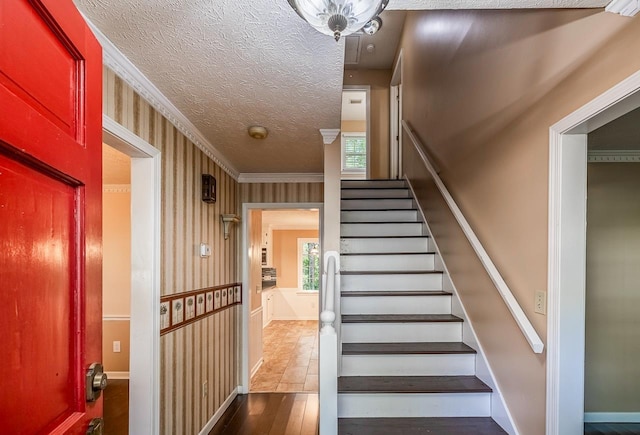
[103,379,129,435]
[342,314,462,323]
[342,342,476,355]
[284,394,308,435]
[338,376,492,394]
[339,417,507,435]
[269,394,297,435]
[585,422,640,434]
[300,394,319,435]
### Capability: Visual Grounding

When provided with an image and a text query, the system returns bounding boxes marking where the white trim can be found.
[238,173,324,183]
[405,178,517,435]
[588,150,640,162]
[403,120,544,354]
[197,387,240,435]
[106,371,130,380]
[102,315,131,321]
[584,413,640,423]
[250,358,264,378]
[241,202,324,394]
[390,50,403,179]
[341,132,367,174]
[547,68,640,435]
[83,15,239,179]
[103,114,162,435]
[103,184,131,193]
[320,129,341,145]
[343,86,371,179]
[606,0,640,16]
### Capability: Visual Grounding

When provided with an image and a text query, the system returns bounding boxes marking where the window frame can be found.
[341,132,367,173]
[297,238,320,292]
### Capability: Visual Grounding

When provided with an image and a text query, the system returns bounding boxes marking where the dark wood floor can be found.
[209,393,318,435]
[103,379,129,435]
[585,423,640,434]
[339,417,506,434]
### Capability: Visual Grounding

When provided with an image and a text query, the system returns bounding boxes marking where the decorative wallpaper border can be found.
[160,283,242,335]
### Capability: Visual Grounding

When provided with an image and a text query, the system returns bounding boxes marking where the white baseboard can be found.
[251,358,264,378]
[106,371,130,380]
[198,387,241,435]
[585,412,640,423]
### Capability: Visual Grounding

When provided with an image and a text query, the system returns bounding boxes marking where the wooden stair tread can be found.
[342,314,462,323]
[340,221,422,224]
[338,376,492,394]
[339,417,506,434]
[342,342,476,355]
[341,290,449,297]
[341,208,418,212]
[342,197,413,200]
[341,187,408,190]
[341,270,442,275]
[341,235,429,239]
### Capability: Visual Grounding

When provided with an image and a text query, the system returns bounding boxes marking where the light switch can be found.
[113,341,121,353]
[200,243,212,257]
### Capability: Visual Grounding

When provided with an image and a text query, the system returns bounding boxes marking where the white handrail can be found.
[402,121,544,354]
[319,251,340,435]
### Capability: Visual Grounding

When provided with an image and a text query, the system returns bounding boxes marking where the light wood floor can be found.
[209,393,318,435]
[251,320,318,393]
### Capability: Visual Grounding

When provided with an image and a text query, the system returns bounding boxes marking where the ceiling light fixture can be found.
[362,17,382,35]
[288,0,389,42]
[248,125,268,140]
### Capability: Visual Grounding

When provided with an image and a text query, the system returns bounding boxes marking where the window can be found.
[342,133,366,172]
[298,238,320,291]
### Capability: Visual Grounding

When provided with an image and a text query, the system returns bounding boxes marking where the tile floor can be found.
[250,320,319,393]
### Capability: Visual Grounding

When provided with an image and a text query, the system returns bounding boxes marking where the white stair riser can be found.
[342,180,406,189]
[342,189,411,199]
[341,254,435,272]
[341,198,414,210]
[341,223,424,237]
[342,322,462,343]
[341,237,431,254]
[341,295,451,315]
[341,354,476,376]
[341,210,419,222]
[338,393,491,418]
[342,273,442,291]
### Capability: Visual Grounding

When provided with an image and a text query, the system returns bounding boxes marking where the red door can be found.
[0,0,102,433]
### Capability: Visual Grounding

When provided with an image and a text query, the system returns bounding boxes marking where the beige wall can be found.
[341,120,366,132]
[103,190,131,316]
[249,209,263,311]
[585,163,640,412]
[104,67,239,435]
[272,230,320,288]
[103,320,130,372]
[398,9,640,434]
[344,69,391,179]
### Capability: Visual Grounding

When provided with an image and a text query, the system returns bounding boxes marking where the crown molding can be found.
[103,184,131,193]
[588,149,640,162]
[319,129,341,145]
[238,173,324,183]
[82,15,240,180]
[606,0,640,16]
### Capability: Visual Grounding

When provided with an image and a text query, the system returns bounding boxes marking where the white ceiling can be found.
[76,0,609,176]
[262,209,320,230]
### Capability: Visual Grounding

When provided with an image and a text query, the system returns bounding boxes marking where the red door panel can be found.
[0,0,102,433]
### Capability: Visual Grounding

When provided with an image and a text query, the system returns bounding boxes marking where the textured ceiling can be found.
[75,0,345,174]
[386,0,609,8]
[76,0,610,176]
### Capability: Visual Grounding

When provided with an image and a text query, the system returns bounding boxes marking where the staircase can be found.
[337,179,507,434]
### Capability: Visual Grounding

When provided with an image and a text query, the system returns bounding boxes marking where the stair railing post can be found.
[319,251,339,435]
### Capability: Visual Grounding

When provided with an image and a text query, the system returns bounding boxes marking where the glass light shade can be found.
[288,0,389,41]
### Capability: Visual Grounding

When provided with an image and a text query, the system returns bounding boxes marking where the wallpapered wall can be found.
[103,66,239,434]
[239,182,323,204]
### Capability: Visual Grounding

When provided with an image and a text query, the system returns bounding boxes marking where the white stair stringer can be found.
[337,179,500,428]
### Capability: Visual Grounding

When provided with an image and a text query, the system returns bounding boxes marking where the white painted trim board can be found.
[198,387,241,435]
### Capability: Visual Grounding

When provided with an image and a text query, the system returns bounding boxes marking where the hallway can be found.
[251,320,318,392]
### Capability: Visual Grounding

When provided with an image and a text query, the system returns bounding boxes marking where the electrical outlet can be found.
[113,341,121,353]
[202,380,208,398]
[535,291,547,315]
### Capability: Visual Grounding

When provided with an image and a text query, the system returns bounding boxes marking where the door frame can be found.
[547,69,640,434]
[343,85,371,179]
[240,202,324,393]
[390,50,403,179]
[103,115,161,434]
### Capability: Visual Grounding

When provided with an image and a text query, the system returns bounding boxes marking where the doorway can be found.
[342,87,371,179]
[102,116,161,434]
[241,203,323,394]
[547,70,640,434]
[390,50,403,179]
